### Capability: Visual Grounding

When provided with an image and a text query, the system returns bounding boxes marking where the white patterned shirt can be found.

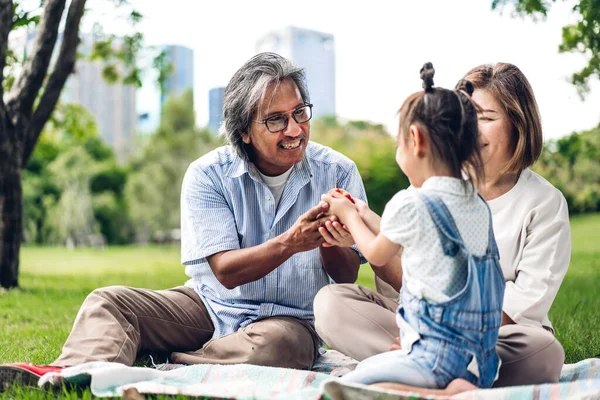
[380,177,490,303]
[181,141,367,339]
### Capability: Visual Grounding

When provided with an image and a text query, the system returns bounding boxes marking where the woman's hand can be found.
[319,217,355,248]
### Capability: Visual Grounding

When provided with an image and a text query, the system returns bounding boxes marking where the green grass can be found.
[549,213,600,362]
[1,214,599,397]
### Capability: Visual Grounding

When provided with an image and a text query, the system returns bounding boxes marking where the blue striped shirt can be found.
[181,141,367,339]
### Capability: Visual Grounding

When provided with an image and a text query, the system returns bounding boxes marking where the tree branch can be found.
[5,0,65,124]
[0,0,13,105]
[22,0,86,165]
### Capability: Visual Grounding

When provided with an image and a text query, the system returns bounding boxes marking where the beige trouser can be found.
[52,286,319,370]
[314,283,565,387]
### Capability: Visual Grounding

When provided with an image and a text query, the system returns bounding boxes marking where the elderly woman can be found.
[314,62,571,388]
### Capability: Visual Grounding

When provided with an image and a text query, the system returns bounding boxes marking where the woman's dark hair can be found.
[398,62,484,188]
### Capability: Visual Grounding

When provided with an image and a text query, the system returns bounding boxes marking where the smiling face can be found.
[241,79,309,176]
[472,88,515,176]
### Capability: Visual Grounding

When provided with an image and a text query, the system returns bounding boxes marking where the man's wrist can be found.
[271,232,296,259]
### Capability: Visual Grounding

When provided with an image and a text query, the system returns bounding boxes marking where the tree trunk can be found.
[0,133,23,289]
[0,0,86,289]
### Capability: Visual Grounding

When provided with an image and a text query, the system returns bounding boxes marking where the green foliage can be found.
[11,1,42,30]
[124,89,219,241]
[22,103,133,245]
[44,147,100,246]
[152,49,175,96]
[311,118,409,215]
[48,103,99,141]
[92,192,134,245]
[534,124,600,214]
[21,89,223,246]
[6,1,154,94]
[492,0,600,97]
[492,0,553,17]
[83,137,115,162]
[158,89,196,134]
[90,162,128,196]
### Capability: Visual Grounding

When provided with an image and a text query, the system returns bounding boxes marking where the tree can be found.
[0,0,147,288]
[125,90,218,242]
[0,0,88,289]
[492,0,600,97]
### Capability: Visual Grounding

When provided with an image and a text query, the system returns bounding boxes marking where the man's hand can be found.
[280,202,331,253]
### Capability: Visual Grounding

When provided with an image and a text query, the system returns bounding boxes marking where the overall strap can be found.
[417,191,465,257]
[477,193,499,256]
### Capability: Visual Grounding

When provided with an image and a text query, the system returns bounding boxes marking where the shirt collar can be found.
[421,176,471,196]
[225,150,313,181]
[226,154,252,179]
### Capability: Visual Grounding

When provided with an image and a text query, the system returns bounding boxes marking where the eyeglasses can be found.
[253,104,313,133]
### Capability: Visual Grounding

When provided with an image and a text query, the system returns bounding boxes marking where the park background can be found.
[0,0,599,398]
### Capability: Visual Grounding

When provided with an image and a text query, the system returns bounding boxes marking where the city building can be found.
[137,44,194,135]
[161,45,194,106]
[208,87,225,134]
[256,26,336,119]
[62,35,137,161]
[10,30,138,161]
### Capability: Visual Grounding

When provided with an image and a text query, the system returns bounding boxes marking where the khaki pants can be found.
[53,286,319,370]
[314,283,565,387]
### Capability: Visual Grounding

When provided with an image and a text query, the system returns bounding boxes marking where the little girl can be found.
[322,63,505,389]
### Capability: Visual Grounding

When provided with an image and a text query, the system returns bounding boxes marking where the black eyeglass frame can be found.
[252,103,314,133]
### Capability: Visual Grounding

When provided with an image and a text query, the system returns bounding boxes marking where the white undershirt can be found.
[257,167,293,207]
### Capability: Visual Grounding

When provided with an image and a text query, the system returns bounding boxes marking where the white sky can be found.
[96,0,600,140]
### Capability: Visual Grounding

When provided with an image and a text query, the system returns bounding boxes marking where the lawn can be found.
[1,213,599,398]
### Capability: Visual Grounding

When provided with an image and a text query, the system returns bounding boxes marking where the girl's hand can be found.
[352,198,371,219]
[321,193,357,221]
[389,337,402,351]
[319,217,355,248]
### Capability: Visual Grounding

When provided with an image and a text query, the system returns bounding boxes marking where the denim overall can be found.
[342,191,505,389]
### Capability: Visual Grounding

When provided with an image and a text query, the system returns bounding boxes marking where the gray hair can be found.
[219,52,310,160]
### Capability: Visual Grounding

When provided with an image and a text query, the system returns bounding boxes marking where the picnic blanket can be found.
[39,352,600,400]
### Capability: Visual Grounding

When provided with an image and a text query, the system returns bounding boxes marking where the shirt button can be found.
[266,196,271,201]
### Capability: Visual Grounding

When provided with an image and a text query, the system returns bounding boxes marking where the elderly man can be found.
[0,52,366,389]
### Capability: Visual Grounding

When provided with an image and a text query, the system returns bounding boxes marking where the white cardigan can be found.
[488,168,571,332]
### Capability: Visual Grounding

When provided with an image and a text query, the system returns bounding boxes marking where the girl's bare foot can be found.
[371,378,477,396]
[445,378,477,394]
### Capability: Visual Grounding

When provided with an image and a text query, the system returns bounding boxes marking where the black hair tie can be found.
[420,62,435,93]
[455,79,474,96]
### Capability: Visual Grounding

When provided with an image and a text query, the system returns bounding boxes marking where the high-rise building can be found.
[208,87,225,134]
[10,31,138,161]
[62,35,137,161]
[137,44,195,135]
[256,26,336,120]
[161,45,194,106]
